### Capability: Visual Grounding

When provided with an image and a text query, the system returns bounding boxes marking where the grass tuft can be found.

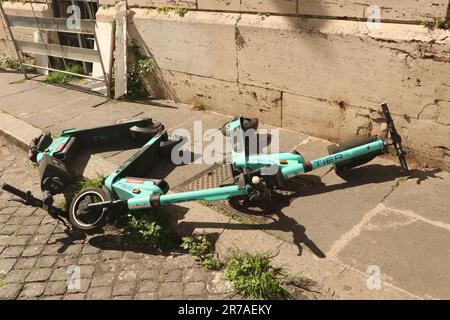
[224,252,287,300]
[46,62,83,84]
[422,18,450,30]
[55,199,70,214]
[181,235,222,270]
[74,176,104,191]
[125,209,176,251]
[224,251,317,300]
[0,54,20,70]
[156,6,188,17]
[126,44,156,99]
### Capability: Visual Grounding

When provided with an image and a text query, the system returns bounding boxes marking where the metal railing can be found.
[0,0,110,97]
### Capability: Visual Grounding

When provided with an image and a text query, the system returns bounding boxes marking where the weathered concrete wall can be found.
[123,6,450,170]
[296,0,449,21]
[100,0,450,21]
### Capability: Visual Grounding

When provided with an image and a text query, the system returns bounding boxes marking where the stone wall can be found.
[100,0,450,21]
[116,1,450,170]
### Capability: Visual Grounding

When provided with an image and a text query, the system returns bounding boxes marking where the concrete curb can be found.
[0,110,419,300]
[0,111,41,152]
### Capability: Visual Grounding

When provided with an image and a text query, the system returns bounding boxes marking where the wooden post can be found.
[114,1,127,99]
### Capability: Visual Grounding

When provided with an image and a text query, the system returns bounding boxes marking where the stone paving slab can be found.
[384,169,450,224]
[0,78,107,132]
[0,72,24,85]
[0,85,68,117]
[270,157,400,254]
[271,241,416,300]
[295,137,335,178]
[0,73,43,98]
[23,94,107,129]
[159,112,230,187]
[336,205,450,299]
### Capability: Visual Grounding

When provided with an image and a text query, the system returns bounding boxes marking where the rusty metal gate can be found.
[0,0,110,97]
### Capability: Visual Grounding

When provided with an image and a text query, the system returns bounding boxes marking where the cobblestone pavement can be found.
[0,136,233,300]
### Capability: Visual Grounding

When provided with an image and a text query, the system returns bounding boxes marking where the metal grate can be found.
[175,163,313,223]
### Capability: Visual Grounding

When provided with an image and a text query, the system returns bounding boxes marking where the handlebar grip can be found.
[1,183,44,207]
[1,183,28,200]
[29,133,53,162]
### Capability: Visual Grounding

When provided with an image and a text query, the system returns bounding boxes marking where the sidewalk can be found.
[1,71,449,299]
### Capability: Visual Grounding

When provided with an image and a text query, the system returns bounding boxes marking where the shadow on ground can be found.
[174,164,443,259]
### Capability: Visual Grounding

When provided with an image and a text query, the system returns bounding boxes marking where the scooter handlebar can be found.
[29,133,53,162]
[1,183,44,207]
[381,103,409,176]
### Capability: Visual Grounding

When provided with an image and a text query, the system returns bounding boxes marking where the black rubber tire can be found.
[220,117,259,136]
[241,118,259,131]
[69,187,112,231]
[159,136,183,158]
[327,136,382,174]
[129,121,165,140]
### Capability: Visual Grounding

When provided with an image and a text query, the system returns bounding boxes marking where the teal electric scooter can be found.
[2,103,408,231]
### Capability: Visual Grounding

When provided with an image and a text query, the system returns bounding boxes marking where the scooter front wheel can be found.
[69,187,112,231]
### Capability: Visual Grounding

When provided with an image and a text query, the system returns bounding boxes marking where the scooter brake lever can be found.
[9,197,27,205]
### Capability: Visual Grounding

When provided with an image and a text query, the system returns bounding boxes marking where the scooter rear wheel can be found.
[327,136,382,174]
[129,120,165,140]
[220,118,259,136]
[69,187,112,231]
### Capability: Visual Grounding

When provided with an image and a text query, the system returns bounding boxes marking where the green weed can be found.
[181,235,222,270]
[126,210,176,250]
[55,199,70,214]
[46,62,83,84]
[156,6,188,17]
[126,45,156,99]
[225,252,287,300]
[75,176,104,191]
[422,18,449,30]
[224,251,317,300]
[0,54,20,70]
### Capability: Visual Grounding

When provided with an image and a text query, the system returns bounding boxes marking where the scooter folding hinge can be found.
[237,173,246,189]
[150,194,161,209]
[259,164,280,176]
[383,138,393,147]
